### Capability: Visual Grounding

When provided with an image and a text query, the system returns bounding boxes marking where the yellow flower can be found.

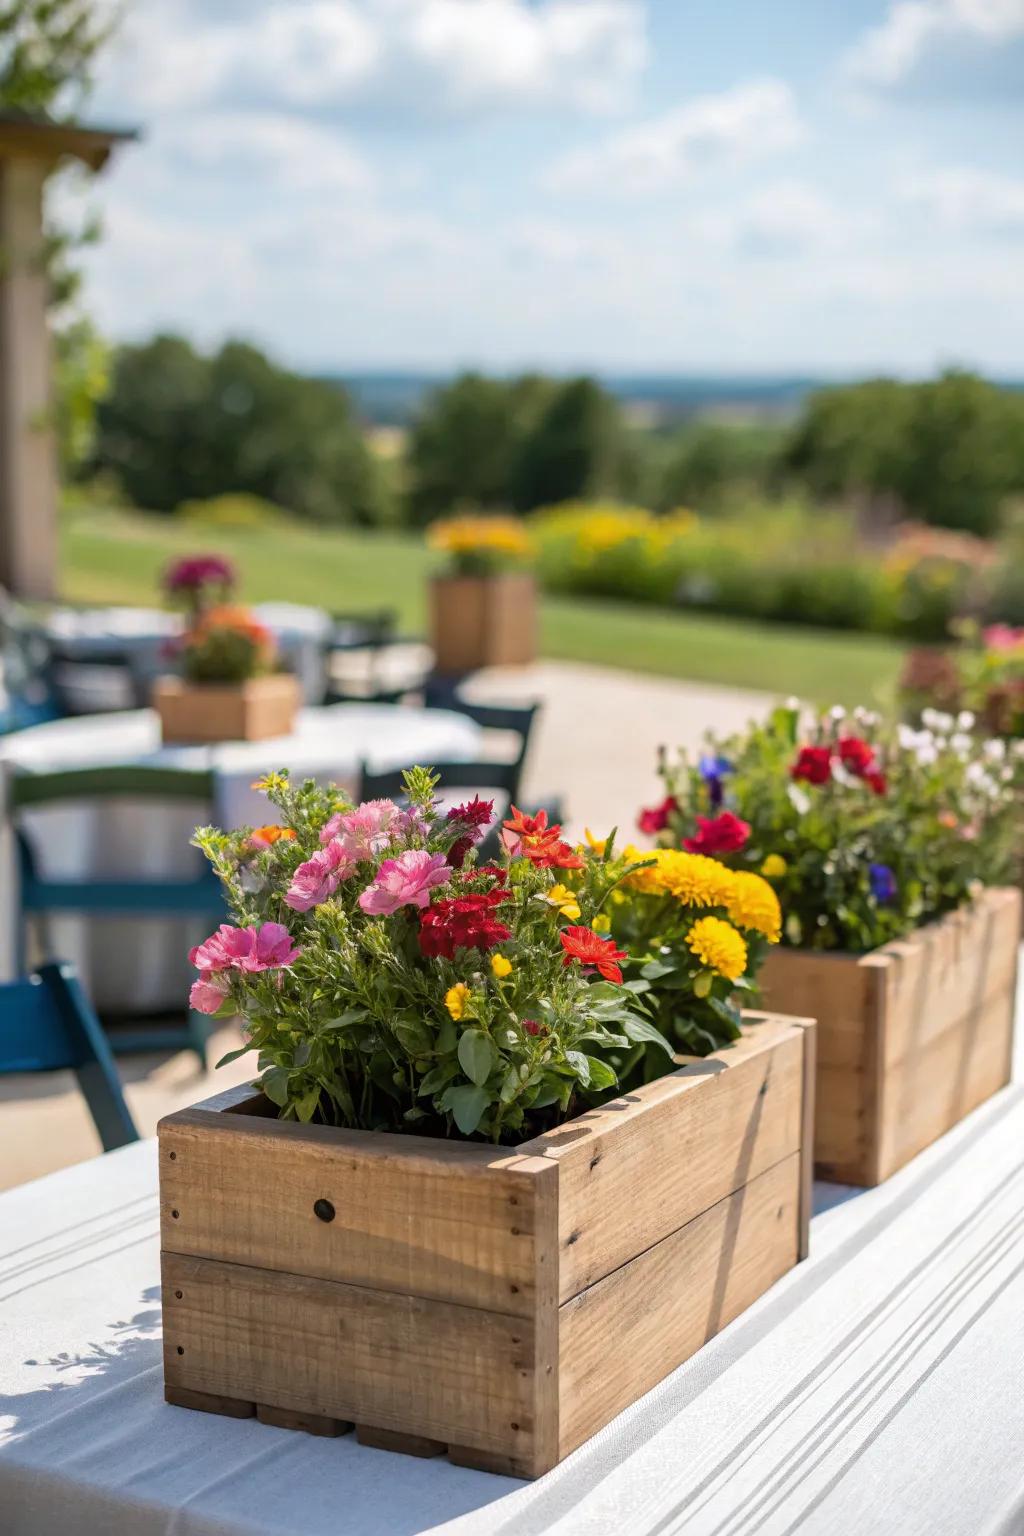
[761,854,788,879]
[490,953,513,978]
[726,871,782,944]
[545,883,581,922]
[653,850,736,908]
[583,828,607,856]
[621,844,665,894]
[445,983,472,1020]
[427,515,532,560]
[591,913,611,933]
[687,916,748,981]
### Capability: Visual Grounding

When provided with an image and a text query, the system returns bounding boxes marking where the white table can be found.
[0,705,481,1007]
[2,1055,1023,1536]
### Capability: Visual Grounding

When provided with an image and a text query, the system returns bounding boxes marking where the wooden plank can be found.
[355,1425,444,1457]
[159,1112,556,1317]
[522,1017,804,1302]
[165,1385,254,1418]
[162,1252,541,1463]
[793,1017,816,1260]
[557,1152,801,1460]
[876,985,1016,1181]
[257,1404,351,1436]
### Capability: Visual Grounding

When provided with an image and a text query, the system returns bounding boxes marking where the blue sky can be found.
[69,0,1024,375]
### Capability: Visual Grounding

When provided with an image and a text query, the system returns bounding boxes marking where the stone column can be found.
[0,154,58,600]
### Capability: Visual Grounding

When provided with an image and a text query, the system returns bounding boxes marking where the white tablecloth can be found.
[0,706,480,1006]
[2,1028,1023,1536]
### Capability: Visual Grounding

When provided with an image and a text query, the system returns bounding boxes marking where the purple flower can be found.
[869,863,898,905]
[285,842,357,912]
[358,850,449,916]
[162,555,235,594]
[699,752,733,809]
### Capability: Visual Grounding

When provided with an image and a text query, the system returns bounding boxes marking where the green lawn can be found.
[60,504,906,708]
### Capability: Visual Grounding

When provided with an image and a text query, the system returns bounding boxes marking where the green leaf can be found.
[260,1066,290,1107]
[458,1029,496,1087]
[622,1016,675,1058]
[295,1086,321,1123]
[622,978,652,994]
[319,1009,368,1032]
[403,1106,428,1122]
[584,1055,618,1091]
[394,1016,433,1057]
[707,995,743,1031]
[564,1049,591,1087]
[443,1084,490,1135]
[436,1017,457,1054]
[214,1045,251,1069]
[640,959,675,981]
[417,1062,458,1097]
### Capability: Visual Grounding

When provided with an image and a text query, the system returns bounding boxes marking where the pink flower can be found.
[358,850,449,916]
[983,624,1024,655]
[321,799,400,858]
[285,842,356,912]
[189,922,301,974]
[189,975,231,1015]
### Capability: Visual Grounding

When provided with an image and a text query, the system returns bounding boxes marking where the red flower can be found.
[865,769,887,796]
[446,796,494,835]
[791,745,832,785]
[637,795,677,836]
[523,1018,543,1036]
[419,891,512,959]
[837,736,876,776]
[446,836,474,869]
[502,805,584,870]
[683,810,751,856]
[559,926,628,984]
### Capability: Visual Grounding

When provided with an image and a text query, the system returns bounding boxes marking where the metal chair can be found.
[0,962,139,1151]
[323,608,429,705]
[10,764,225,1068]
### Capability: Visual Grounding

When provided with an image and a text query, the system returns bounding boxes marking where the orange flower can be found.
[502,806,585,870]
[249,824,297,848]
[559,926,628,983]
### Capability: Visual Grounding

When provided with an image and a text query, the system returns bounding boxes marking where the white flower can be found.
[956,711,976,731]
[828,705,846,722]
[787,783,811,816]
[897,723,919,751]
[951,733,973,758]
[922,708,953,733]
[984,738,1007,762]
[917,744,938,766]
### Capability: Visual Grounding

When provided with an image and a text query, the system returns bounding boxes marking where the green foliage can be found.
[92,335,391,525]
[53,314,108,476]
[656,421,785,512]
[657,703,1019,954]
[509,377,626,511]
[784,372,1024,537]
[192,772,674,1141]
[181,621,272,685]
[178,493,286,529]
[0,0,109,116]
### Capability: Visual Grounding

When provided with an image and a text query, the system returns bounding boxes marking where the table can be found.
[0,705,481,1007]
[2,1041,1023,1536]
[44,604,334,706]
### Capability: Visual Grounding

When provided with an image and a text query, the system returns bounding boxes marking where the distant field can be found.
[60,504,906,708]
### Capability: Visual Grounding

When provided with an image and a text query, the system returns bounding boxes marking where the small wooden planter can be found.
[153,673,301,744]
[757,887,1020,1187]
[429,572,537,674]
[159,1012,814,1478]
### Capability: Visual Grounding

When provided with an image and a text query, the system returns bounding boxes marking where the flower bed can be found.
[160,771,814,1472]
[641,705,1021,1184]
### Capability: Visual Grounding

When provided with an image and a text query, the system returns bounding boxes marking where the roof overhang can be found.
[0,112,138,172]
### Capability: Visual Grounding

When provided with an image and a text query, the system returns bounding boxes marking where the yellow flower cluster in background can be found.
[428,514,533,562]
[532,502,696,567]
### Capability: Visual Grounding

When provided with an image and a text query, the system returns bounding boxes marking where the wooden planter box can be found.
[159,1012,814,1477]
[153,673,300,744]
[429,572,537,674]
[757,887,1020,1187]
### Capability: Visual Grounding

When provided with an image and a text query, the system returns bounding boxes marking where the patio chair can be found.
[0,962,139,1151]
[421,686,565,826]
[10,764,225,1069]
[323,608,430,705]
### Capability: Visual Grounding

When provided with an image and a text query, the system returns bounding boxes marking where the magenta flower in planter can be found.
[162,554,236,619]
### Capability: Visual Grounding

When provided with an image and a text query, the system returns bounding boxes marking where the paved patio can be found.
[0,663,773,1189]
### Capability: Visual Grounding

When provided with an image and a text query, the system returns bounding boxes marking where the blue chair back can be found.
[1,962,139,1151]
[10,764,224,1066]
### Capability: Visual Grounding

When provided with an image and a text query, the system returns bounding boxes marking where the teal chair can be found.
[1,962,139,1150]
[11,764,225,1068]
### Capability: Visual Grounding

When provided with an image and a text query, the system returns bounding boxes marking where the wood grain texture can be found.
[162,1252,541,1463]
[557,1152,801,1460]
[429,573,537,671]
[521,1015,805,1301]
[257,1403,351,1436]
[758,889,1019,1186]
[159,1110,556,1316]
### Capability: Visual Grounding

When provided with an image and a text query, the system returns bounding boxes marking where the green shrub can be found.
[177,493,286,528]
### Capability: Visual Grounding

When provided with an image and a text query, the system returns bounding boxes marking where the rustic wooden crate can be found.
[757,886,1020,1187]
[429,573,537,673]
[152,673,300,744]
[159,1012,814,1477]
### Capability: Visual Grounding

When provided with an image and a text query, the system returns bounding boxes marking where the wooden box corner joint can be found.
[159,1012,815,1476]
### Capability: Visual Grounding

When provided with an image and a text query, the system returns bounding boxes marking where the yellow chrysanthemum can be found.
[445,983,472,1020]
[591,913,611,933]
[583,828,607,856]
[687,916,748,981]
[761,854,787,879]
[490,953,513,978]
[545,883,581,921]
[726,871,782,943]
[621,845,665,894]
[654,850,736,909]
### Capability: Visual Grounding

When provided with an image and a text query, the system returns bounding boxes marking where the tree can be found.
[510,377,624,511]
[657,421,784,511]
[93,335,390,525]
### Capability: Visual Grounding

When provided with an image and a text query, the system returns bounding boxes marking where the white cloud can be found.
[544,79,803,194]
[845,0,1024,86]
[718,181,860,256]
[167,114,372,195]
[900,166,1024,231]
[97,0,646,120]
